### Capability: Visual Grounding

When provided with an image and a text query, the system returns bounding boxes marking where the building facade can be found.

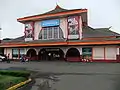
[1,5,120,62]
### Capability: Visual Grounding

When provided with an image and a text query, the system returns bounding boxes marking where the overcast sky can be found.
[0,0,120,39]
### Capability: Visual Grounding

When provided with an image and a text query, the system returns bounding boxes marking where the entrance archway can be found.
[26,49,37,60]
[66,48,80,62]
[38,48,64,61]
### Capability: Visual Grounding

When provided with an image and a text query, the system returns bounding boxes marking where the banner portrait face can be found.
[68,16,79,35]
[24,22,34,39]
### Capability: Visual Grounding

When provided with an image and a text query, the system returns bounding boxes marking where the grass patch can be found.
[0,70,31,90]
[0,70,31,78]
[0,75,26,90]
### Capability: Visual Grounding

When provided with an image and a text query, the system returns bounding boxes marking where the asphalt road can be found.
[0,61,120,90]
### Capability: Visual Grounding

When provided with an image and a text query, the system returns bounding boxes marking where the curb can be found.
[7,78,32,90]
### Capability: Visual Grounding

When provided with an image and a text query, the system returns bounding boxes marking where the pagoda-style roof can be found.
[1,26,120,47]
[42,5,68,15]
[17,5,87,23]
[83,26,120,38]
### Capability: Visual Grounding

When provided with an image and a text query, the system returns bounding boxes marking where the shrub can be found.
[0,70,30,78]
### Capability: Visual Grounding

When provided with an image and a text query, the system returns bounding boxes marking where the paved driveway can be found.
[0,62,120,90]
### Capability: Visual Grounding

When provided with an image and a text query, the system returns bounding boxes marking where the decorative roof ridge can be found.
[55,4,65,10]
[83,26,96,30]
[95,27,109,30]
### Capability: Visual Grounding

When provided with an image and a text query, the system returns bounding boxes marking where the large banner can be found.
[68,16,79,35]
[24,22,34,41]
[67,16,83,39]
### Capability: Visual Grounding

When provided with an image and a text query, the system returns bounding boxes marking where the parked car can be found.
[0,55,7,62]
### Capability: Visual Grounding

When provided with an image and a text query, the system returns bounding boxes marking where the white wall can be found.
[4,48,12,59]
[93,46,117,60]
[93,47,104,59]
[34,21,42,40]
[60,18,67,39]
[117,47,119,55]
[105,47,116,60]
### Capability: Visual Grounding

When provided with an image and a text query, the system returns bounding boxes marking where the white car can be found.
[0,55,7,61]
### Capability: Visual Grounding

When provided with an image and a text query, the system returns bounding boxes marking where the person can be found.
[20,55,25,62]
[7,53,10,63]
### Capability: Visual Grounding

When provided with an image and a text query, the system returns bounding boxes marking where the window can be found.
[43,28,47,39]
[48,27,52,39]
[20,49,25,57]
[12,48,25,59]
[82,47,92,60]
[59,28,63,39]
[39,26,63,40]
[54,27,58,39]
[12,49,19,58]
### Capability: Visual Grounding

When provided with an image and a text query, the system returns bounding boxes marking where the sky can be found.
[0,0,120,39]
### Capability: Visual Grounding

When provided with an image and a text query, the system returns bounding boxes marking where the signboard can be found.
[67,16,79,39]
[68,35,79,39]
[45,48,60,51]
[24,22,34,41]
[41,19,60,27]
[82,48,92,55]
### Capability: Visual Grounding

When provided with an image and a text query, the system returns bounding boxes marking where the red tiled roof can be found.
[17,5,87,23]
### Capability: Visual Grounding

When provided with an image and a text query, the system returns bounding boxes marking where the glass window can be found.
[43,28,47,39]
[20,49,25,57]
[54,27,58,39]
[59,28,63,39]
[12,49,19,58]
[82,47,92,60]
[39,26,63,40]
[48,27,52,39]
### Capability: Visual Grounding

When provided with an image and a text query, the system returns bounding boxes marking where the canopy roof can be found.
[17,5,87,23]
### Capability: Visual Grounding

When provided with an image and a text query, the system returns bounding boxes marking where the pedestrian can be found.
[20,55,25,62]
[7,53,10,63]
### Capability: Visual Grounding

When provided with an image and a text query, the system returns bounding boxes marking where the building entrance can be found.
[38,48,64,61]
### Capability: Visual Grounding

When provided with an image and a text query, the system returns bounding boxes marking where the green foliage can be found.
[0,70,30,78]
[0,75,26,90]
[0,70,31,89]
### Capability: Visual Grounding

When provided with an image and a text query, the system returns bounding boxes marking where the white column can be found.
[79,48,82,55]
[117,47,119,55]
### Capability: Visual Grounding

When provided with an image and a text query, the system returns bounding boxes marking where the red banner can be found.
[68,16,79,35]
[24,22,34,40]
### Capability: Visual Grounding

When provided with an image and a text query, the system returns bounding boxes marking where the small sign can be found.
[25,38,33,41]
[41,19,60,27]
[46,48,60,51]
[68,35,79,39]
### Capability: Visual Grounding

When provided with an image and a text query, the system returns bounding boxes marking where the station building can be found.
[1,5,120,62]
